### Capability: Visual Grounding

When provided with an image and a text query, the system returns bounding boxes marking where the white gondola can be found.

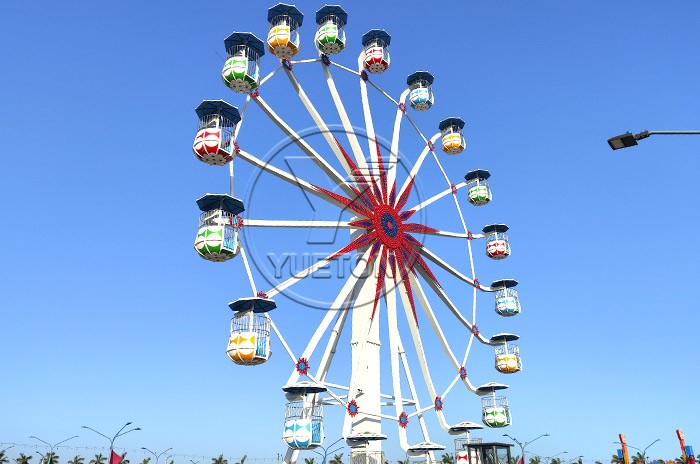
[489,333,522,374]
[222,32,265,93]
[407,442,446,464]
[192,100,241,166]
[476,383,511,428]
[267,3,303,59]
[491,279,521,317]
[315,5,347,55]
[464,169,492,206]
[362,29,391,74]
[227,297,276,365]
[450,422,484,464]
[407,71,434,111]
[282,382,326,450]
[482,224,511,260]
[193,194,244,262]
[439,117,466,154]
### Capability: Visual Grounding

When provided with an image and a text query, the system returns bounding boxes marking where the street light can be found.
[310,437,345,464]
[545,451,568,463]
[613,439,660,464]
[141,447,173,464]
[82,422,141,464]
[29,435,79,464]
[565,456,583,464]
[503,434,550,463]
[607,130,700,150]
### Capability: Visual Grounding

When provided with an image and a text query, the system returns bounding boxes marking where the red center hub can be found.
[373,204,404,249]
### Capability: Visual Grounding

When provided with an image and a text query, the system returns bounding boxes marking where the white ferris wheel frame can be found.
[217,45,513,464]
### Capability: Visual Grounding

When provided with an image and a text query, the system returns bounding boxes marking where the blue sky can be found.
[2,1,700,463]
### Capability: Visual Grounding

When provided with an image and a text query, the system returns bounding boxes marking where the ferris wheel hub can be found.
[372,204,404,249]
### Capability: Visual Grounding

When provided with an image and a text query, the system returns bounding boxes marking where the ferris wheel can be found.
[190,4,523,464]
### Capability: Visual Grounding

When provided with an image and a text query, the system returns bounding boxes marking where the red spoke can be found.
[313,184,373,217]
[328,231,377,260]
[393,250,419,326]
[372,246,388,320]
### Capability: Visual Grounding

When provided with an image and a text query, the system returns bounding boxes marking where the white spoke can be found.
[236,149,347,210]
[264,243,352,299]
[387,89,410,195]
[384,273,410,450]
[329,60,360,76]
[322,63,369,171]
[245,219,353,229]
[413,265,498,346]
[289,58,321,65]
[408,181,466,213]
[367,79,399,106]
[258,64,283,88]
[397,337,431,441]
[315,307,350,383]
[238,243,257,295]
[250,95,355,197]
[419,246,494,292]
[283,68,355,178]
[398,132,442,202]
[285,247,373,386]
[358,52,380,179]
[395,272,456,432]
[269,316,297,364]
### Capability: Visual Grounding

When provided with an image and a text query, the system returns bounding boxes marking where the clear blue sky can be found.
[2,1,700,463]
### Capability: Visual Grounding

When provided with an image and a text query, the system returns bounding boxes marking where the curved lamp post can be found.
[310,437,345,464]
[546,451,568,464]
[29,435,79,464]
[565,456,583,464]
[608,130,700,150]
[82,422,141,464]
[613,439,660,464]
[141,447,173,464]
[503,433,550,463]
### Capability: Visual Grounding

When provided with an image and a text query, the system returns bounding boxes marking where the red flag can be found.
[517,457,524,464]
[110,451,122,464]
